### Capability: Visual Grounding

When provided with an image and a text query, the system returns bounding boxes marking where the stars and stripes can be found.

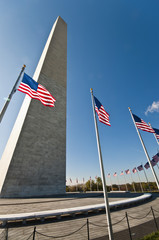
[151,159,157,167]
[153,128,159,140]
[125,169,130,175]
[144,162,150,169]
[137,165,143,171]
[132,114,155,133]
[18,73,56,107]
[94,96,111,126]
[153,153,159,163]
[132,167,137,173]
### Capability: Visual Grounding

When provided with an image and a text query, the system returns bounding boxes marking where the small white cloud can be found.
[145,101,159,115]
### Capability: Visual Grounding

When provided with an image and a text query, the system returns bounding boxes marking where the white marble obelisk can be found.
[0,16,67,197]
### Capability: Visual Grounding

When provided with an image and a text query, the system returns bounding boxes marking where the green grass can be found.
[139,231,159,240]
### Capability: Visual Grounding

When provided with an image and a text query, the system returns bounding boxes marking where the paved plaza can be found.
[0,192,158,239]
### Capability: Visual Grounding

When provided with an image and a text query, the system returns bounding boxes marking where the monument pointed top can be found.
[56,16,66,24]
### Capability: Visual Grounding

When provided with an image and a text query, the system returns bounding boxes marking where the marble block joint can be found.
[0,16,67,197]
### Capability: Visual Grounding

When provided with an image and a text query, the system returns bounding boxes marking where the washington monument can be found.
[0,16,67,197]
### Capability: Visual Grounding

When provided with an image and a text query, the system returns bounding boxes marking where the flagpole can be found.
[91,88,114,240]
[130,171,136,192]
[136,170,143,192]
[96,177,99,191]
[108,174,113,191]
[0,64,26,123]
[123,173,128,192]
[116,174,121,191]
[148,122,159,145]
[110,175,113,191]
[129,107,159,190]
[90,177,92,191]
[142,163,151,192]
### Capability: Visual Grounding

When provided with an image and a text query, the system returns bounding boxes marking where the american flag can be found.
[153,153,159,163]
[18,73,56,107]
[132,114,154,133]
[137,165,143,171]
[132,167,137,174]
[113,172,117,177]
[151,159,157,167]
[125,169,130,175]
[144,162,150,169]
[94,96,111,126]
[153,128,159,140]
[120,171,124,175]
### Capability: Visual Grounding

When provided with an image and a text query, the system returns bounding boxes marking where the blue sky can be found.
[0,0,159,186]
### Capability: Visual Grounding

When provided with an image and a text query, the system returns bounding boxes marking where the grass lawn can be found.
[139,231,159,240]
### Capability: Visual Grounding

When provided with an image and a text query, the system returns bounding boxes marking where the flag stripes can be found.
[94,96,111,126]
[153,153,159,163]
[95,106,110,125]
[18,82,56,107]
[132,114,154,133]
[125,169,130,174]
[137,165,143,171]
[18,73,56,107]
[153,128,159,140]
[113,172,117,177]
[132,167,137,173]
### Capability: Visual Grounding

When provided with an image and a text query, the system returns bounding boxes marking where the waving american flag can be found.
[94,96,111,126]
[132,114,154,133]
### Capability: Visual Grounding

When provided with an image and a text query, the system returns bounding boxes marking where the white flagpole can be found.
[110,175,113,191]
[116,174,121,191]
[129,107,159,190]
[108,174,113,191]
[96,177,99,191]
[90,177,92,191]
[142,163,151,192]
[123,173,128,192]
[136,170,143,192]
[148,123,159,171]
[130,171,136,192]
[148,122,159,145]
[91,88,114,240]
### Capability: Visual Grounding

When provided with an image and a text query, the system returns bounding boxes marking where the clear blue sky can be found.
[0,0,159,186]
